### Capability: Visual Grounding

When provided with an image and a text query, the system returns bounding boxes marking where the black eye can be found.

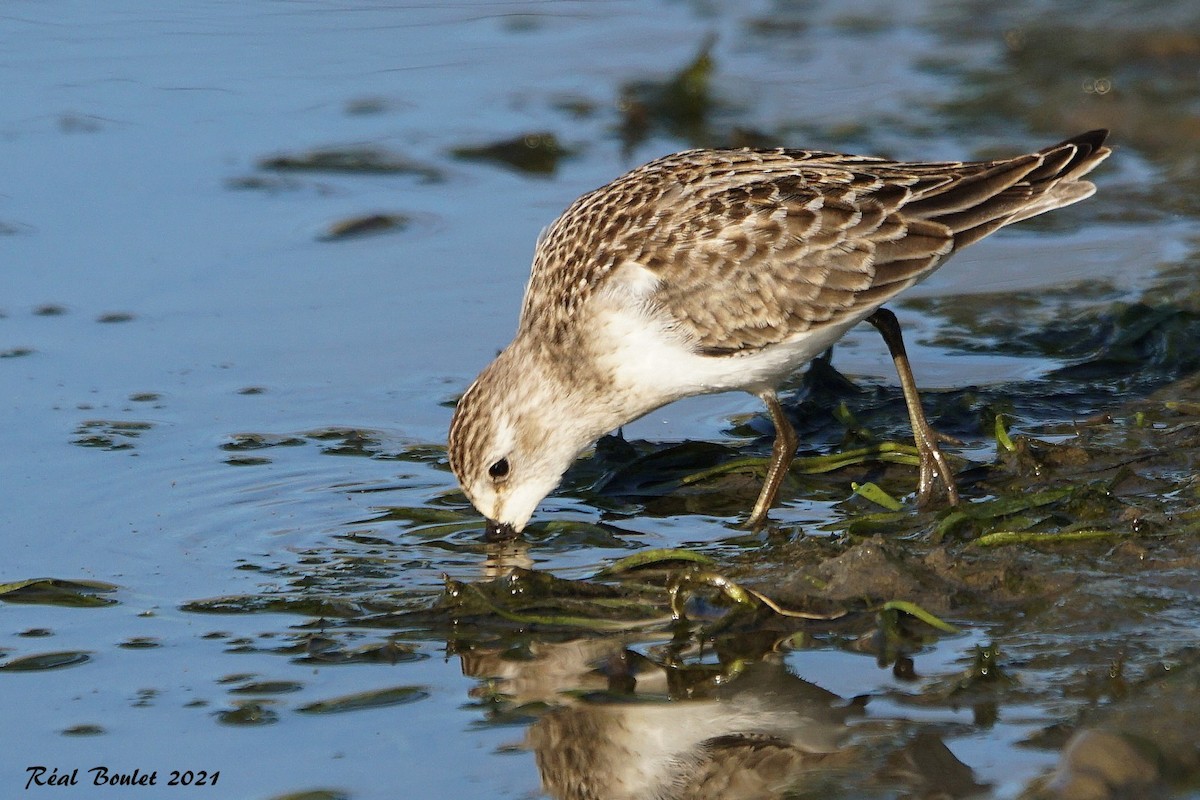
[488,458,510,480]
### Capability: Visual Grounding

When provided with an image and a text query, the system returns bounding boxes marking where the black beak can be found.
[484,519,517,541]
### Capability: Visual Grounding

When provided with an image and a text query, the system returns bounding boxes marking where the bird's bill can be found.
[484,519,518,540]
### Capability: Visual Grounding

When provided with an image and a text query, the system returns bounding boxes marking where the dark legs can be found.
[746,308,959,528]
[746,390,799,529]
[867,307,960,507]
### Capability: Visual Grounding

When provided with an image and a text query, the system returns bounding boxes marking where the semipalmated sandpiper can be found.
[449,131,1111,534]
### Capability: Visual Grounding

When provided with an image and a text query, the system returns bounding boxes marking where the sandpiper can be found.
[449,130,1111,534]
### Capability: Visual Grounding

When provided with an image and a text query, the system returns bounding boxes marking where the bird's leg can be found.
[746,391,799,529]
[867,308,961,507]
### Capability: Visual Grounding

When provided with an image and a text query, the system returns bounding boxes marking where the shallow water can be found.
[4,1,1200,798]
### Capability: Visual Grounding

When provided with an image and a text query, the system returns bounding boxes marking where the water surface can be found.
[4,2,1200,798]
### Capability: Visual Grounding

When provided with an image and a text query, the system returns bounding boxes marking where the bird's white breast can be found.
[590,261,872,412]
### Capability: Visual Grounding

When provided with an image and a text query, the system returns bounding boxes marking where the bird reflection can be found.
[459,639,862,800]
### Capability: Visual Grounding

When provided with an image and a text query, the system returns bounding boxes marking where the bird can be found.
[448,130,1111,536]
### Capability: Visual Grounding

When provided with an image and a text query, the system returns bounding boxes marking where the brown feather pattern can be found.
[519,130,1110,355]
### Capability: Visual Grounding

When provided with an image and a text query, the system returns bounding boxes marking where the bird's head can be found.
[448,348,601,535]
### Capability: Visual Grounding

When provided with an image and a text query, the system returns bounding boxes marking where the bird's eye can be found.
[488,458,510,480]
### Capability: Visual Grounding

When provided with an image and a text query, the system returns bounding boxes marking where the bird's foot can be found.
[912,425,962,508]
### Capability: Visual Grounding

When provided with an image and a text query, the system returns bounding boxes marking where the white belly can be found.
[592,302,874,411]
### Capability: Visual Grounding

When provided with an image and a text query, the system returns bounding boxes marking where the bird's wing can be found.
[518,131,1109,354]
[634,132,1109,354]
[637,167,953,353]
